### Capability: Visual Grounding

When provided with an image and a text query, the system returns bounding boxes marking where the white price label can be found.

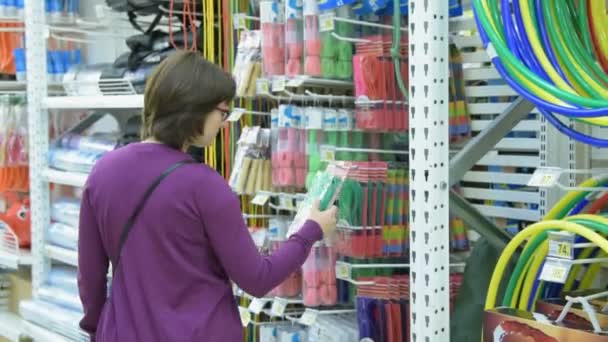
[540,258,572,284]
[257,79,271,95]
[239,306,251,326]
[270,298,288,317]
[251,193,271,206]
[233,13,247,29]
[287,76,309,87]
[272,77,286,92]
[548,232,575,260]
[527,167,562,188]
[319,12,335,32]
[335,262,352,280]
[248,298,268,314]
[228,108,245,122]
[298,309,318,326]
[320,145,336,161]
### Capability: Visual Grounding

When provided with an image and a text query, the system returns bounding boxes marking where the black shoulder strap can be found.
[114,159,195,270]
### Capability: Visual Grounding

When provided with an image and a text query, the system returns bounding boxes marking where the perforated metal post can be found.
[25,0,50,296]
[408,1,450,341]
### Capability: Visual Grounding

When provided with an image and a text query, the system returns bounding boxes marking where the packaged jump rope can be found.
[287,162,351,239]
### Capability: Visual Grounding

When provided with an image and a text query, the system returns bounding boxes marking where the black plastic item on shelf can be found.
[105,0,170,33]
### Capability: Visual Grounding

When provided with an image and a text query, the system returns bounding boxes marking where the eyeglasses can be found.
[216,106,230,121]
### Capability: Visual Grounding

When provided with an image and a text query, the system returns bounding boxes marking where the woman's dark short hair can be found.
[142,51,236,149]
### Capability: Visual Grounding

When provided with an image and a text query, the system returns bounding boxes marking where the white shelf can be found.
[0,311,23,341]
[46,245,77,267]
[0,248,33,270]
[43,169,88,188]
[45,94,143,109]
[22,321,68,342]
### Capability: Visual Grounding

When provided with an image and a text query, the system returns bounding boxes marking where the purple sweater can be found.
[78,143,322,341]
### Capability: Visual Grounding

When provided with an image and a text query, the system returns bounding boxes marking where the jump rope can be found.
[473,0,608,147]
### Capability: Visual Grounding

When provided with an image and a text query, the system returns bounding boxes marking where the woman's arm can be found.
[77,186,109,340]
[199,177,323,297]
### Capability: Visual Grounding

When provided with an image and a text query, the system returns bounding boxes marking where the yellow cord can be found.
[485,218,608,309]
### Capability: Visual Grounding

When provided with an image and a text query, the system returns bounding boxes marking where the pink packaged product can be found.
[285,0,304,76]
[272,105,307,189]
[260,0,285,76]
[302,244,337,307]
[268,240,302,297]
[303,0,321,77]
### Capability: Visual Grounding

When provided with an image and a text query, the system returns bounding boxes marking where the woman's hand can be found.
[307,199,338,238]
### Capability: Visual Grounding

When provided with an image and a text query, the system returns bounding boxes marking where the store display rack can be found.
[0,0,594,341]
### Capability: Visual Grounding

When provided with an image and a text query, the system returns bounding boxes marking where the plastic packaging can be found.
[285,0,304,76]
[47,222,78,250]
[268,240,302,297]
[60,133,118,154]
[47,266,78,293]
[303,0,321,76]
[260,0,285,76]
[272,105,307,189]
[51,198,80,227]
[302,244,337,306]
[48,147,103,173]
[38,285,82,312]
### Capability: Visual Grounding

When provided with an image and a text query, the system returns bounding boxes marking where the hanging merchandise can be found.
[233,30,262,97]
[302,243,338,307]
[303,0,321,77]
[472,0,608,147]
[260,0,285,76]
[285,0,304,76]
[272,105,307,189]
[0,95,28,193]
[317,4,354,80]
[229,126,272,195]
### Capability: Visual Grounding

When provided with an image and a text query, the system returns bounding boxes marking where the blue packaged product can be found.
[51,198,81,227]
[48,147,103,173]
[48,222,78,250]
[38,285,83,312]
[47,266,78,294]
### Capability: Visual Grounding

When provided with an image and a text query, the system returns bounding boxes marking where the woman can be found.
[78,51,338,342]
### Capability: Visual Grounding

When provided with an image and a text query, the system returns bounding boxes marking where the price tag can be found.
[238,306,251,327]
[272,77,286,92]
[287,76,309,87]
[548,232,575,260]
[248,298,269,314]
[320,145,336,161]
[233,13,247,29]
[319,12,335,32]
[257,79,270,95]
[527,167,562,188]
[335,262,352,280]
[540,258,572,284]
[227,108,245,122]
[251,193,271,206]
[298,309,318,326]
[270,298,288,317]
